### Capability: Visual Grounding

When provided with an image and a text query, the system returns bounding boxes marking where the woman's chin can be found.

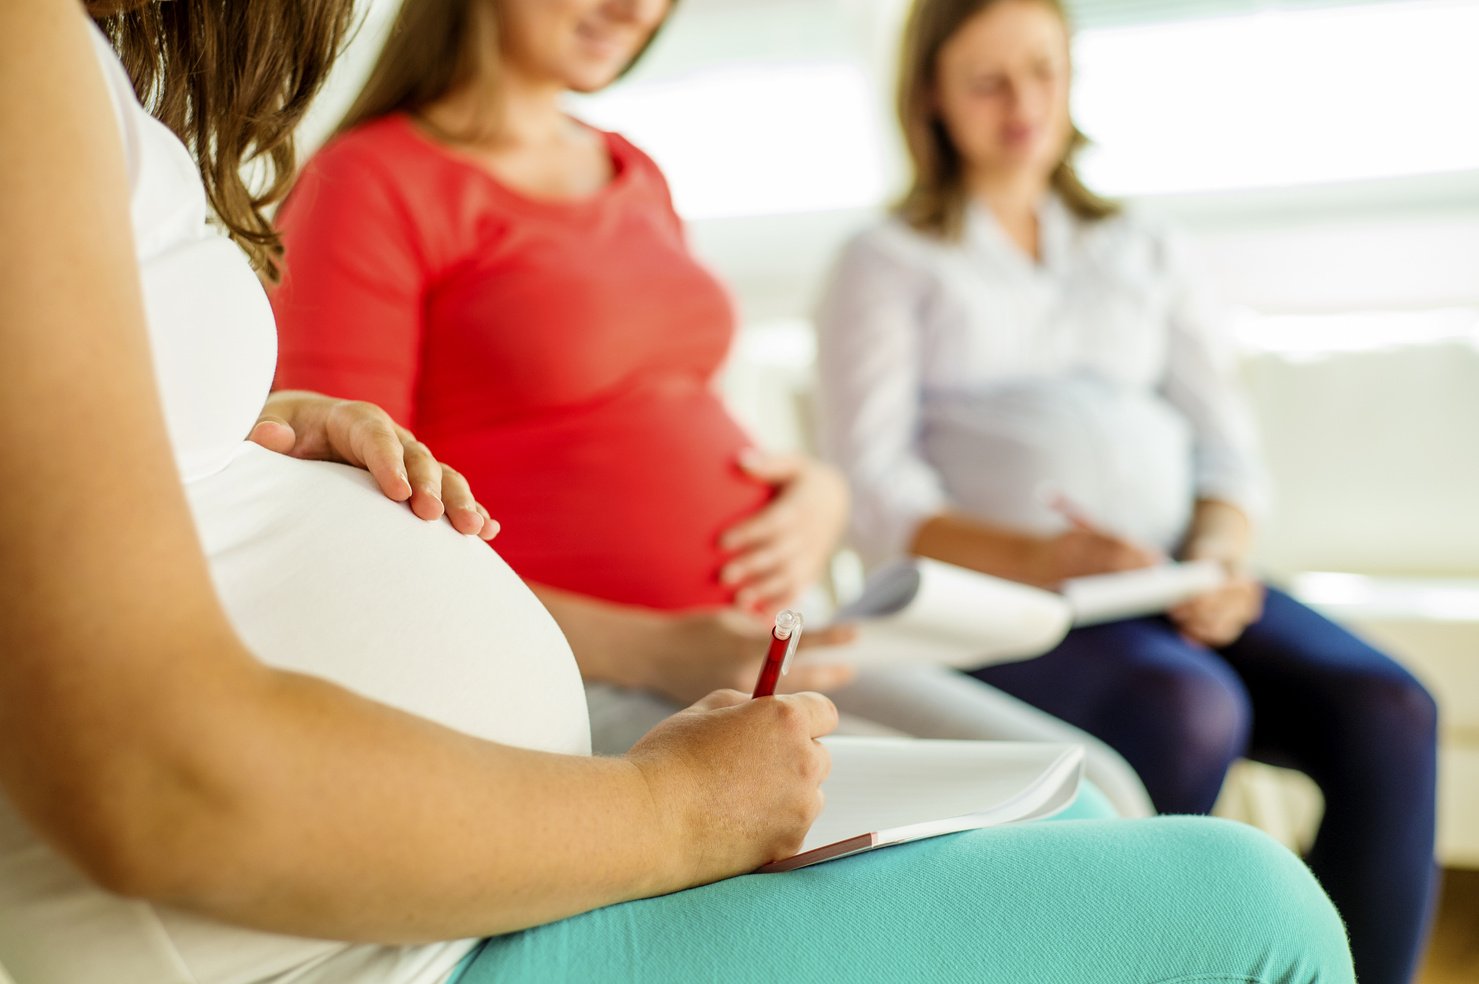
[562,61,631,94]
[966,153,1056,188]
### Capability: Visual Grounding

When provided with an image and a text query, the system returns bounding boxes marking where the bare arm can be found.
[0,0,831,942]
[1178,498,1254,567]
[910,512,1045,583]
[910,512,1158,588]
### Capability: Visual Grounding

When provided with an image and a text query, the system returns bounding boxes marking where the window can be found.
[574,63,889,220]
[1072,1,1479,195]
[573,0,1479,216]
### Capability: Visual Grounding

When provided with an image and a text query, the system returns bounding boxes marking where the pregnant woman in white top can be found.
[0,4,836,980]
[815,2,1437,982]
[0,2,1355,983]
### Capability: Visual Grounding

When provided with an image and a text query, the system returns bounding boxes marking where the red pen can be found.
[752,610,803,699]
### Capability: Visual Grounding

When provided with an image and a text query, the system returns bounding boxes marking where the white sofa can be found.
[1233,338,1479,867]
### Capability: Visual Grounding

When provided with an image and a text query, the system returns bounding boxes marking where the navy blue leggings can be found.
[971,587,1437,984]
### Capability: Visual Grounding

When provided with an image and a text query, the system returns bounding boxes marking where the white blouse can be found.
[815,195,1266,567]
[0,24,590,984]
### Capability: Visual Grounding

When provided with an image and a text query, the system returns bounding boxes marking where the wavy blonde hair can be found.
[894,0,1117,240]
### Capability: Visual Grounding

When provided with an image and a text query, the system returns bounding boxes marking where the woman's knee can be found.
[948,816,1356,982]
[1154,816,1354,981]
[1253,591,1438,749]
[1120,659,1251,778]
[1349,667,1439,748]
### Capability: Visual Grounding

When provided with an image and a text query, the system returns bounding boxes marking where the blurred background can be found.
[301,1,1479,976]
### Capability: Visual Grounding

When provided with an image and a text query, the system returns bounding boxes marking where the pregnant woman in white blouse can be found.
[815,2,1436,982]
[0,2,1356,982]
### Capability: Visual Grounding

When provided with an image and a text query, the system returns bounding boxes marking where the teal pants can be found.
[454,793,1352,983]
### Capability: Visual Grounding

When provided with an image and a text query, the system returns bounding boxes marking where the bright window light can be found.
[1235,307,1479,355]
[1291,571,1479,622]
[1073,1,1479,195]
[571,63,889,221]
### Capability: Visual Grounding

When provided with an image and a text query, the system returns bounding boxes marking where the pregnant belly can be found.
[428,388,773,610]
[923,377,1196,553]
[184,443,590,755]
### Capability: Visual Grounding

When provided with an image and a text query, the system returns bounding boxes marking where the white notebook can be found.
[811,559,1072,669]
[1060,560,1227,626]
[760,737,1084,873]
[809,558,1229,671]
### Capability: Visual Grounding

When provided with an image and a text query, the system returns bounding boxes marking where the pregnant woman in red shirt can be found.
[270,0,1150,812]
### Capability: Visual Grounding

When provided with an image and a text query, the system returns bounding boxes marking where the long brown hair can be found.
[335,0,500,141]
[87,0,357,280]
[336,1,674,143]
[894,0,1116,240]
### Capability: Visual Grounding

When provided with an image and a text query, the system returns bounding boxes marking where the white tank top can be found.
[0,25,590,984]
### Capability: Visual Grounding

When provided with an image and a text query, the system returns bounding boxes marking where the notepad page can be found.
[797,738,1083,855]
[820,560,1072,668]
[1062,560,1226,626]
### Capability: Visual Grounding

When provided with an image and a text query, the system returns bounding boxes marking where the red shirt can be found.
[271,115,771,608]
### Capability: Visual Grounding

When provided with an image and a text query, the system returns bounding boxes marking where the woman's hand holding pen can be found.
[1027,490,1161,586]
[1022,528,1161,587]
[250,390,497,538]
[639,609,856,706]
[625,688,838,879]
[718,450,849,613]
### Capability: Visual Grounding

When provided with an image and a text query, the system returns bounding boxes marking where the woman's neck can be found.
[425,58,569,150]
[966,168,1052,262]
[419,59,615,201]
